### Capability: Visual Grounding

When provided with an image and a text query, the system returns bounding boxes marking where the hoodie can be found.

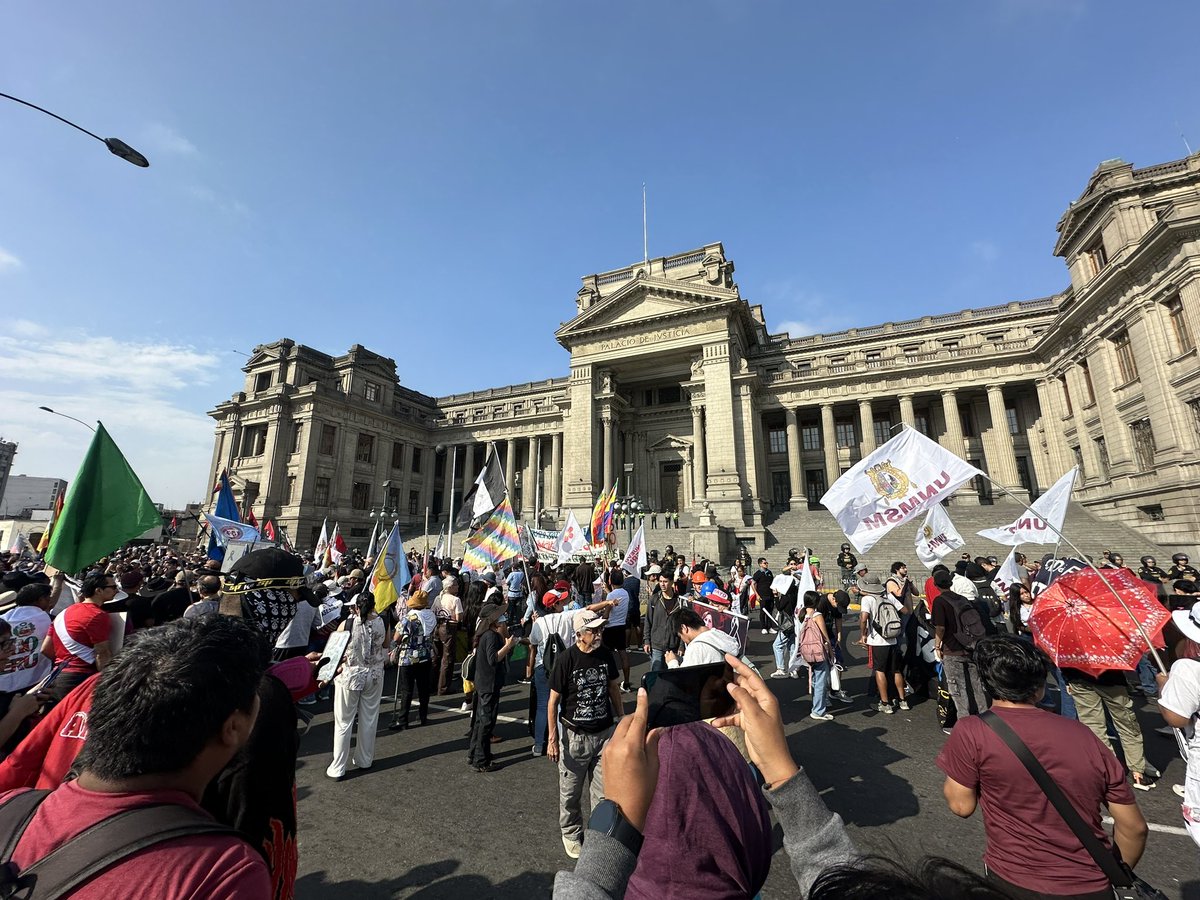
[668,628,741,668]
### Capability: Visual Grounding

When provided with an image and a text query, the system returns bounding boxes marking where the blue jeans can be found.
[649,649,667,673]
[1054,666,1078,720]
[1135,653,1158,696]
[772,630,794,672]
[811,659,830,716]
[532,665,550,753]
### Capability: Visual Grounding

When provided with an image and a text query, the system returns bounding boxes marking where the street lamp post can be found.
[38,406,96,432]
[1,92,149,166]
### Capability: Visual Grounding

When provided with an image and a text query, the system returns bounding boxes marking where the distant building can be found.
[0,476,68,518]
[209,151,1200,558]
[0,440,15,517]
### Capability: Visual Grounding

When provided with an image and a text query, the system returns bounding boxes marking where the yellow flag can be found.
[370,523,410,613]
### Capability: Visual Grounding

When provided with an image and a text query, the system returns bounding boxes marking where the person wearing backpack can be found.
[799,591,834,722]
[931,568,991,730]
[0,615,271,898]
[528,588,577,758]
[858,574,908,713]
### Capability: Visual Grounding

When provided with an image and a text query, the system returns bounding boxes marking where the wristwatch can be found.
[587,800,644,855]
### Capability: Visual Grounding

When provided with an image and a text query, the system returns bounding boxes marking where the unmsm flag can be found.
[976,467,1077,547]
[203,514,261,546]
[371,523,411,614]
[621,523,648,575]
[208,470,239,561]
[820,427,982,554]
[314,518,329,560]
[556,510,589,564]
[462,496,521,573]
[914,504,965,569]
[590,483,617,544]
[45,423,162,575]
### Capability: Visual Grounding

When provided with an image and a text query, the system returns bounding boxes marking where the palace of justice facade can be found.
[208,151,1200,557]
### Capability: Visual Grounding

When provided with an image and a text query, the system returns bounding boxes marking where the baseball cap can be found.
[573,610,606,633]
[349,568,366,579]
[646,565,662,576]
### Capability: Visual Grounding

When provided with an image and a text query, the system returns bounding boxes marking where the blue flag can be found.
[204,514,261,547]
[208,470,240,560]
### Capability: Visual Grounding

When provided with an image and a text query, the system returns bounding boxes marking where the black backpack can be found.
[543,631,567,677]
[943,592,989,652]
[0,790,242,899]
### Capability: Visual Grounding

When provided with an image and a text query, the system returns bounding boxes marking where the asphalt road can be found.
[293,619,1198,900]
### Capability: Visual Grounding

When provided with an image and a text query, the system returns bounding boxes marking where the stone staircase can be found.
[756,501,1169,573]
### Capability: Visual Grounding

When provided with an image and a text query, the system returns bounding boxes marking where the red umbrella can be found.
[1029,567,1168,677]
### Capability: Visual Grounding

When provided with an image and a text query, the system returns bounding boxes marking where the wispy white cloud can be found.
[142,122,199,157]
[0,328,223,506]
[761,278,854,338]
[184,184,250,218]
[0,247,21,273]
[9,320,45,338]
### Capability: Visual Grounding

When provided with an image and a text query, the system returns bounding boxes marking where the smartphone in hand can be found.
[641,661,736,729]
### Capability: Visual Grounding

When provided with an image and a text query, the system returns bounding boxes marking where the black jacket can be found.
[644,592,682,653]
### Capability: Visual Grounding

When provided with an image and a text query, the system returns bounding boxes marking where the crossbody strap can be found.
[18,803,241,899]
[0,790,51,863]
[979,710,1130,888]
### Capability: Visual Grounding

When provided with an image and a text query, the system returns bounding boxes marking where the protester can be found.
[752,558,775,635]
[798,590,834,721]
[182,574,222,619]
[0,615,272,897]
[466,603,517,773]
[0,582,55,695]
[768,579,798,679]
[1156,600,1200,846]
[601,568,632,692]
[326,592,388,780]
[1063,662,1157,791]
[392,591,435,730]
[859,573,908,713]
[46,573,116,701]
[932,569,990,726]
[431,576,463,696]
[664,606,739,668]
[547,609,623,859]
[937,635,1148,898]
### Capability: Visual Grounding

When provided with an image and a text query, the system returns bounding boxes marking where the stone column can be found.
[940,390,965,456]
[898,394,916,429]
[785,407,803,509]
[820,403,839,488]
[1128,307,1187,464]
[1087,348,1136,475]
[602,416,614,489]
[461,443,476,495]
[550,432,563,508]
[526,435,539,519]
[506,437,518,501]
[858,398,875,456]
[1034,379,1073,476]
[985,385,1028,501]
[691,405,707,500]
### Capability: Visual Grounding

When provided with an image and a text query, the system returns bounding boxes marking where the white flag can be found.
[621,524,648,575]
[329,522,344,564]
[365,520,381,560]
[992,547,1027,595]
[433,528,447,559]
[820,427,984,554]
[914,504,965,569]
[314,517,329,558]
[788,553,818,674]
[556,510,588,564]
[6,532,30,556]
[976,467,1077,547]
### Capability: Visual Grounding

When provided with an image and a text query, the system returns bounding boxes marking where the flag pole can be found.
[973,464,1167,672]
[445,445,458,562]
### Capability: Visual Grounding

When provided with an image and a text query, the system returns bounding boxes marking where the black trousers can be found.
[467,689,500,767]
[398,661,431,725]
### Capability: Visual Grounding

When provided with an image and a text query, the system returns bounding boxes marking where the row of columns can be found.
[440,433,564,518]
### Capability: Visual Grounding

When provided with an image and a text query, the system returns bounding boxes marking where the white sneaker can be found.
[878,702,895,714]
[761,628,769,635]
[809,712,834,722]
[459,701,470,712]
[562,835,582,859]
[898,700,911,711]
[769,671,789,679]
[1173,783,1186,798]
[832,691,853,703]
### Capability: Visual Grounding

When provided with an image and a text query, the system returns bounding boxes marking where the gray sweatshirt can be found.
[552,766,858,898]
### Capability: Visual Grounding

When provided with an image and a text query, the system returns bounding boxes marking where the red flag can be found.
[333,531,347,557]
[245,507,259,527]
[264,520,277,542]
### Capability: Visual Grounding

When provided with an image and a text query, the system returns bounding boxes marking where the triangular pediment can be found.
[647,433,692,452]
[556,276,739,345]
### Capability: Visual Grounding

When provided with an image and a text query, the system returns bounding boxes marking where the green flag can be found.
[44,423,162,574]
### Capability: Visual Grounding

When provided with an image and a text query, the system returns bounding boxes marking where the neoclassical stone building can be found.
[209,151,1200,557]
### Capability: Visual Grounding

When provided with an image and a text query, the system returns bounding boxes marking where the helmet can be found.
[841,543,850,551]
[1174,553,1190,563]
[1140,556,1155,567]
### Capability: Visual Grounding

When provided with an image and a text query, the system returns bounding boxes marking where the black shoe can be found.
[390,719,407,731]
[473,763,495,773]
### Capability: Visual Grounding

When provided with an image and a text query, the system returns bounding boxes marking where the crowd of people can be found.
[0,531,1196,898]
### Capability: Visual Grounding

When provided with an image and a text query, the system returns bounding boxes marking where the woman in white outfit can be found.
[327,592,388,779]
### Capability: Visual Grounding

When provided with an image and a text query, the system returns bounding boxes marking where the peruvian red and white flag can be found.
[330,523,347,565]
[976,467,1077,547]
[992,547,1028,594]
[821,427,983,554]
[556,510,588,564]
[621,523,648,575]
[914,503,965,569]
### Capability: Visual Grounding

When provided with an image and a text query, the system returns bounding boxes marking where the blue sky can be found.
[3,0,1199,506]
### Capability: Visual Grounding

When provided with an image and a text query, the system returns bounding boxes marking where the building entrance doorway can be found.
[660,463,684,513]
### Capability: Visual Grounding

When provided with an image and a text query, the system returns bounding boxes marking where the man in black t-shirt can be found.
[547,609,622,860]
[752,558,774,634]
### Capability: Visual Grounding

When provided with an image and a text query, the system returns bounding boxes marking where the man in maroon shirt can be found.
[937,635,1148,899]
[0,615,271,897]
